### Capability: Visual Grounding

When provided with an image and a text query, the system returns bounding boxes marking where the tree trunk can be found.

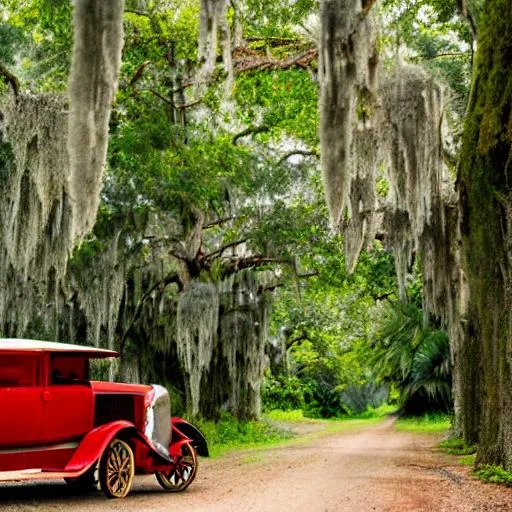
[458,0,512,466]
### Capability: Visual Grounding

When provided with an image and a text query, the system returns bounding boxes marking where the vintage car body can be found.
[0,338,208,498]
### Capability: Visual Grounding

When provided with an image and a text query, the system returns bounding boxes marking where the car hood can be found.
[90,381,153,395]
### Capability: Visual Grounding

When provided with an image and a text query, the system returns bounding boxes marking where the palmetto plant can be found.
[371,302,451,414]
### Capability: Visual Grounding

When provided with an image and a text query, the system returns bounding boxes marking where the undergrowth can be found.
[193,412,294,457]
[458,454,476,466]
[193,406,394,457]
[395,412,452,433]
[474,465,512,486]
[439,437,476,455]
[265,403,396,422]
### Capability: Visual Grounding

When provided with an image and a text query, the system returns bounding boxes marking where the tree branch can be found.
[148,88,173,104]
[175,99,203,109]
[204,239,248,261]
[412,51,469,62]
[234,48,317,73]
[128,60,151,87]
[286,332,308,349]
[203,216,238,229]
[124,8,150,17]
[233,125,272,144]
[0,62,19,96]
[278,150,319,165]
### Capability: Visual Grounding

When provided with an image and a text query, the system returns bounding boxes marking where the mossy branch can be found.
[0,62,19,96]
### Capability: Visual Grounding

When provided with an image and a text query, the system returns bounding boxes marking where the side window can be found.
[50,355,89,385]
[0,355,40,387]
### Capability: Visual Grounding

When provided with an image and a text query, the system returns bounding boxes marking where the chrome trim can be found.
[144,384,171,461]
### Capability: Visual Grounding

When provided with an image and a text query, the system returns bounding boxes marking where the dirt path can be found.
[1,417,512,511]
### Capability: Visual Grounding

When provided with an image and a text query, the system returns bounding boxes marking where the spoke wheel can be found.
[155,443,198,492]
[99,438,135,499]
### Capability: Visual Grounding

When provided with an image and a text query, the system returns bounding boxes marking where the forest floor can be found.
[1,416,512,511]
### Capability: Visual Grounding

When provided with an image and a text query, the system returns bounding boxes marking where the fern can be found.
[371,301,452,413]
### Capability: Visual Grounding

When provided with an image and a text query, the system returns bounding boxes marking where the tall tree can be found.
[458,0,512,466]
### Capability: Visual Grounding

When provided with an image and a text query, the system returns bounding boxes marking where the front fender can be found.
[172,418,209,457]
[65,421,137,473]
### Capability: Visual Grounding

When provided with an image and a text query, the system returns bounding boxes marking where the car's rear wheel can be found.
[155,443,198,492]
[99,438,135,499]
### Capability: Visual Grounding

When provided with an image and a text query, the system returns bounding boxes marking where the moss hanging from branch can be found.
[177,282,219,417]
[67,0,125,238]
[219,269,272,420]
[198,0,232,80]
[0,94,72,335]
[319,0,379,248]
[0,0,125,337]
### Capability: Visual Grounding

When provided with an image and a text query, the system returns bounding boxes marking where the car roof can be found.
[0,339,119,358]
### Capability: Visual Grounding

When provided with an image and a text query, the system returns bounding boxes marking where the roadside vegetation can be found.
[194,405,397,457]
[395,413,452,433]
[438,437,512,489]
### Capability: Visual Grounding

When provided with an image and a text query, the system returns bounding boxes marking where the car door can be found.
[0,353,43,447]
[39,354,93,444]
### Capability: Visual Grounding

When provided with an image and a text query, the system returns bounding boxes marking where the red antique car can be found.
[0,338,208,498]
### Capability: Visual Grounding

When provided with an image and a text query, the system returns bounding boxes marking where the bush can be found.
[262,375,306,411]
[193,412,293,457]
[303,383,349,418]
[474,465,512,486]
[439,436,476,454]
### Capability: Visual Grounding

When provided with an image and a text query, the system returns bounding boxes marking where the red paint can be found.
[0,339,208,493]
[65,421,136,473]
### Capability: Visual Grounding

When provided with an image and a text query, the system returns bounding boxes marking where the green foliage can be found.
[303,382,349,418]
[381,0,473,140]
[474,465,512,487]
[233,69,319,145]
[266,241,398,419]
[439,437,477,455]
[395,412,452,433]
[262,375,306,411]
[1,0,72,90]
[459,454,476,466]
[192,412,293,457]
[371,301,451,414]
[242,0,318,38]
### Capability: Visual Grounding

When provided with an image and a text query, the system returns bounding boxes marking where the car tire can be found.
[99,438,135,499]
[155,442,198,492]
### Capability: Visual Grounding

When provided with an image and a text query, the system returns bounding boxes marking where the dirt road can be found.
[1,417,512,512]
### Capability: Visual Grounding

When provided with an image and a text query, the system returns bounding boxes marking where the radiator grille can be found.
[94,394,136,426]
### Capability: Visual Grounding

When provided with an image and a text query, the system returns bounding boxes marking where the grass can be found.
[439,437,476,455]
[459,454,477,466]
[395,412,452,433]
[265,403,397,423]
[193,406,394,458]
[264,409,311,422]
[193,412,294,458]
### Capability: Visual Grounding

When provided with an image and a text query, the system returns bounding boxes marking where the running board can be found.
[0,469,83,482]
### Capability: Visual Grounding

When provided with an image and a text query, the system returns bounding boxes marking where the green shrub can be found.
[303,383,349,418]
[474,465,512,486]
[262,375,306,411]
[439,436,476,455]
[193,412,293,457]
